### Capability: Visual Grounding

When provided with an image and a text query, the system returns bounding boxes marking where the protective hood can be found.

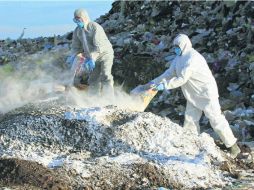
[74,9,90,22]
[173,34,192,54]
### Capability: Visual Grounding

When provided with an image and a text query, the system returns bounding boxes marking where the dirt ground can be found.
[0,155,253,190]
[0,158,70,190]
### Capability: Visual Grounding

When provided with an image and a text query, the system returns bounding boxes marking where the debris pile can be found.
[0,98,233,189]
[0,34,70,65]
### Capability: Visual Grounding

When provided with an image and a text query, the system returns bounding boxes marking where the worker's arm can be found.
[71,28,83,55]
[88,23,106,61]
[164,61,192,89]
[151,61,176,84]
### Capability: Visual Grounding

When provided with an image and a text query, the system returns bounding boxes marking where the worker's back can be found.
[86,22,113,53]
[174,48,219,108]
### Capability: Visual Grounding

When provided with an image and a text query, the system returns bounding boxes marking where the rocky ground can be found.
[0,1,254,190]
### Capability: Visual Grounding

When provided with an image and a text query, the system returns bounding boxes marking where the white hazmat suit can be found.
[152,34,237,148]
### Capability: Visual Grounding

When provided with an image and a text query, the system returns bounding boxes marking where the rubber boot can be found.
[230,143,241,159]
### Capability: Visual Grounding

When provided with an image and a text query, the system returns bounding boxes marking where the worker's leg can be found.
[88,61,102,95]
[183,101,202,135]
[204,98,237,148]
[99,53,114,98]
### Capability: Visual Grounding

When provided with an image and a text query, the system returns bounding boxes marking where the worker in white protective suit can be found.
[68,9,114,97]
[144,34,240,158]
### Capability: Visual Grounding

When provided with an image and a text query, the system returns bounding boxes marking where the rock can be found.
[224,110,236,121]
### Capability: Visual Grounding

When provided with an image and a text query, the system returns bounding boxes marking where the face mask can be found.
[73,18,84,28]
[174,47,182,56]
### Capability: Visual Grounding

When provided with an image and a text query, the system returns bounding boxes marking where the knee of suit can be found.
[185,111,202,122]
[101,74,114,84]
[209,114,227,130]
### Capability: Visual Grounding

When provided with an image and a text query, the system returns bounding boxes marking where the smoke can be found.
[0,49,72,113]
[65,85,145,112]
[0,49,144,114]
